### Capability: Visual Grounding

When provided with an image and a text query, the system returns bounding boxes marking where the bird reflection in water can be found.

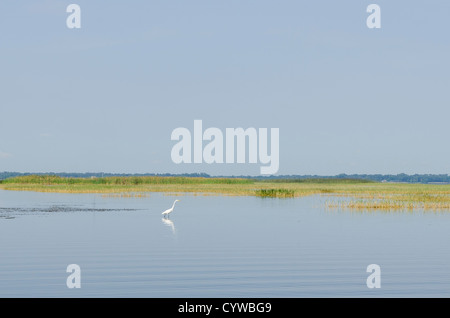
[161,217,176,235]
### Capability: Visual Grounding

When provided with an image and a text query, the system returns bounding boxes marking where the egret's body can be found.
[162,199,180,218]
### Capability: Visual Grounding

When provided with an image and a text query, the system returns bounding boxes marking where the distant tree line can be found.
[0,172,449,184]
[254,173,450,184]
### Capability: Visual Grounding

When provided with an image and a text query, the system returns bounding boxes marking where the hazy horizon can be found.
[1,171,449,181]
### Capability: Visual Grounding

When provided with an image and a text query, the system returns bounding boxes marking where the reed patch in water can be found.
[255,189,295,198]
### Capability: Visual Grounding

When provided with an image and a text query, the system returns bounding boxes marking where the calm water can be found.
[0,189,449,297]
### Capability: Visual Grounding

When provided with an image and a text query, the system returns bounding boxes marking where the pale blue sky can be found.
[1,1,449,176]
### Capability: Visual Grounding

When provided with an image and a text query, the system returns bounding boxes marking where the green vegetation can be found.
[255,189,295,198]
[265,178,374,184]
[2,172,450,184]
[0,175,252,185]
[0,175,257,196]
[1,175,450,211]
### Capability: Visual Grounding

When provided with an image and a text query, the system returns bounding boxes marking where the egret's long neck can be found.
[172,201,178,209]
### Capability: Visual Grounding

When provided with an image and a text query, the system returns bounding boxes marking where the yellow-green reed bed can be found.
[324,184,450,211]
[1,175,450,211]
[0,175,253,185]
[255,189,295,198]
[0,175,256,196]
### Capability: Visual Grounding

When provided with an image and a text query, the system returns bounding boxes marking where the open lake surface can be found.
[1,189,449,297]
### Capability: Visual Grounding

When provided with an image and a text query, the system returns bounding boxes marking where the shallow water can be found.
[0,190,449,297]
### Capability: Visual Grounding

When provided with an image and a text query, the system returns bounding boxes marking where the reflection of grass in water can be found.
[101,193,150,199]
[1,175,450,211]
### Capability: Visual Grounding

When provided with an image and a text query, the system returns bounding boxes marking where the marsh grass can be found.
[255,189,295,198]
[1,175,450,211]
[266,178,374,184]
[0,175,252,185]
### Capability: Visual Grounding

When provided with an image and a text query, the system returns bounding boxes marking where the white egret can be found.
[162,199,180,218]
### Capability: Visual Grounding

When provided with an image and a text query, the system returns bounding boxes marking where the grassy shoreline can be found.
[1,175,450,210]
